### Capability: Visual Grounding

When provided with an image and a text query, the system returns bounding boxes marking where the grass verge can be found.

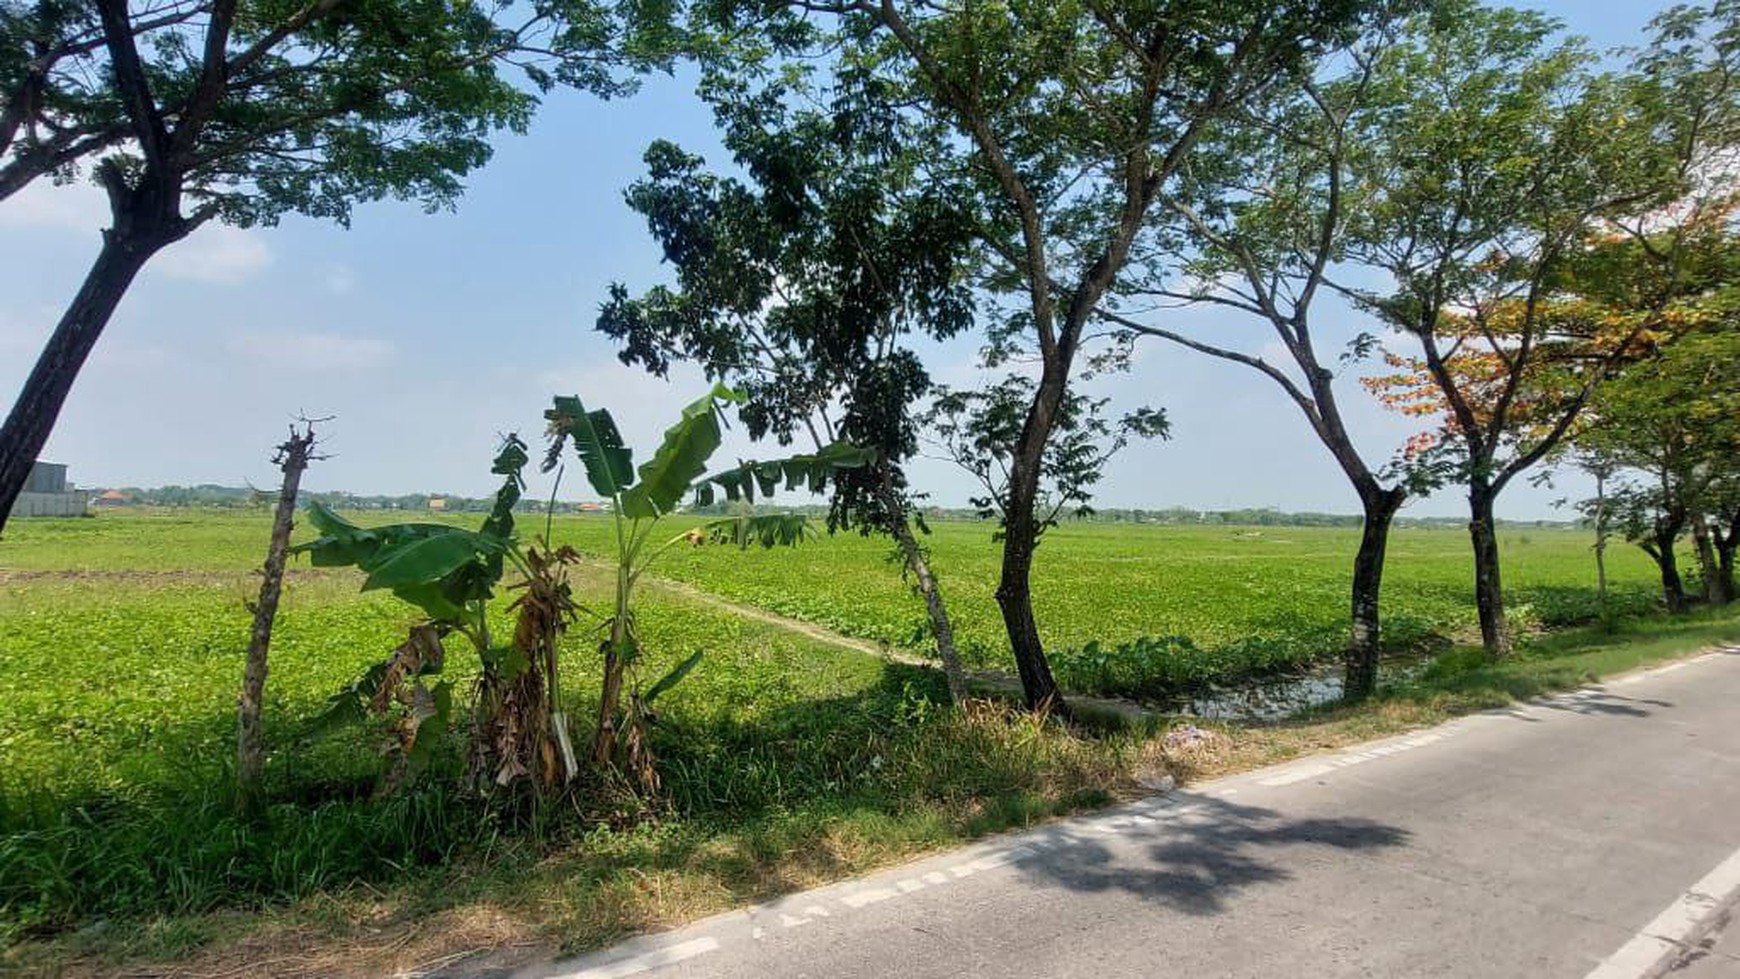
[7,605,1737,978]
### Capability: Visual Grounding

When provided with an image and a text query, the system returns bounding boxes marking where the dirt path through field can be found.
[620,565,1154,726]
[632,573,909,662]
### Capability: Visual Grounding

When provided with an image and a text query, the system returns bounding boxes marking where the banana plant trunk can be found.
[593,570,631,766]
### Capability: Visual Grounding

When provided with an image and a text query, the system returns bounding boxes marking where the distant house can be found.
[9,462,91,518]
[91,488,132,508]
[577,501,607,513]
[428,497,448,511]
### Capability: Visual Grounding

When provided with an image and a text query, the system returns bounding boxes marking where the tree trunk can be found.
[994,508,1062,713]
[1345,488,1405,700]
[1715,511,1738,606]
[238,423,318,814]
[1691,516,1719,603]
[1593,470,1610,620]
[1468,483,1512,659]
[1641,514,1688,612]
[1716,537,1736,607]
[989,354,1073,714]
[877,478,969,703]
[0,234,164,532]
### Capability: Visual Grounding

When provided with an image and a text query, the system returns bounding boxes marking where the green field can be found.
[0,508,1688,966]
[3,508,1663,652]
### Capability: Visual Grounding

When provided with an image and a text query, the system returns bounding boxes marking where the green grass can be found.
[0,509,1667,666]
[0,508,1724,974]
[1398,606,1740,707]
[0,513,1144,966]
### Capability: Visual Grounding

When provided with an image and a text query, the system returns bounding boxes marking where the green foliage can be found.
[0,533,1139,948]
[293,437,534,788]
[923,376,1168,528]
[641,520,1668,669]
[0,0,667,220]
[598,66,975,535]
[543,386,867,784]
[0,510,1714,952]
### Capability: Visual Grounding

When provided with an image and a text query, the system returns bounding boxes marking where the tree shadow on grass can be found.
[1016,796,1408,917]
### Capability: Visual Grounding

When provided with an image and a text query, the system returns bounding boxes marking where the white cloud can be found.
[155,225,273,283]
[0,176,270,282]
[0,179,109,232]
[227,330,394,371]
[323,265,358,295]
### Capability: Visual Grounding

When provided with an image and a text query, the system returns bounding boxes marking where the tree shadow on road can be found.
[1016,796,1409,916]
[1533,689,1672,718]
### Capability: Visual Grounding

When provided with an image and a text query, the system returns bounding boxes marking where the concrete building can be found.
[9,462,91,518]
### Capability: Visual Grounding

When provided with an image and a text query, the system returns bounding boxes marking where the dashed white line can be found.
[1584,845,1740,979]
[554,937,721,979]
[1259,762,1336,786]
[839,886,899,908]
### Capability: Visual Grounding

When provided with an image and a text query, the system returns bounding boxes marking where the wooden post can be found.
[237,420,321,814]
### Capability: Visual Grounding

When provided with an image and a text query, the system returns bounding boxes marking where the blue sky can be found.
[0,1,1660,518]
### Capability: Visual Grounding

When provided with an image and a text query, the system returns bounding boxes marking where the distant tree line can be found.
[104,484,598,513]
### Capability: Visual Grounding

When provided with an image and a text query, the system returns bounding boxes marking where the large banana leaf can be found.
[480,435,528,541]
[296,503,506,621]
[545,395,634,499]
[694,441,877,506]
[360,532,497,592]
[619,384,744,519]
[701,513,814,549]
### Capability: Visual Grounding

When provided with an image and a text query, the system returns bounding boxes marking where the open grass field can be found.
[2,507,1665,656]
[0,508,1724,974]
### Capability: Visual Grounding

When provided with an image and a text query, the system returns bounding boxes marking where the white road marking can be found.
[839,886,899,908]
[1584,845,1740,979]
[555,937,721,979]
[1259,762,1335,786]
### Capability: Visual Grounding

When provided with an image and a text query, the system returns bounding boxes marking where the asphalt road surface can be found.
[514,644,1740,979]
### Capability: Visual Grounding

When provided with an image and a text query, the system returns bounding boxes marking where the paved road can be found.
[519,645,1740,979]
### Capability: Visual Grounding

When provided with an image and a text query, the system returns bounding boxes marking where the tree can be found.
[1097,18,1416,699]
[0,0,661,531]
[756,0,1377,710]
[596,69,979,700]
[1577,320,1740,610]
[1346,1,1723,656]
[922,375,1168,533]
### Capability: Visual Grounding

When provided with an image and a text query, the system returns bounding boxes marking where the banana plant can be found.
[298,436,584,792]
[543,384,871,786]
